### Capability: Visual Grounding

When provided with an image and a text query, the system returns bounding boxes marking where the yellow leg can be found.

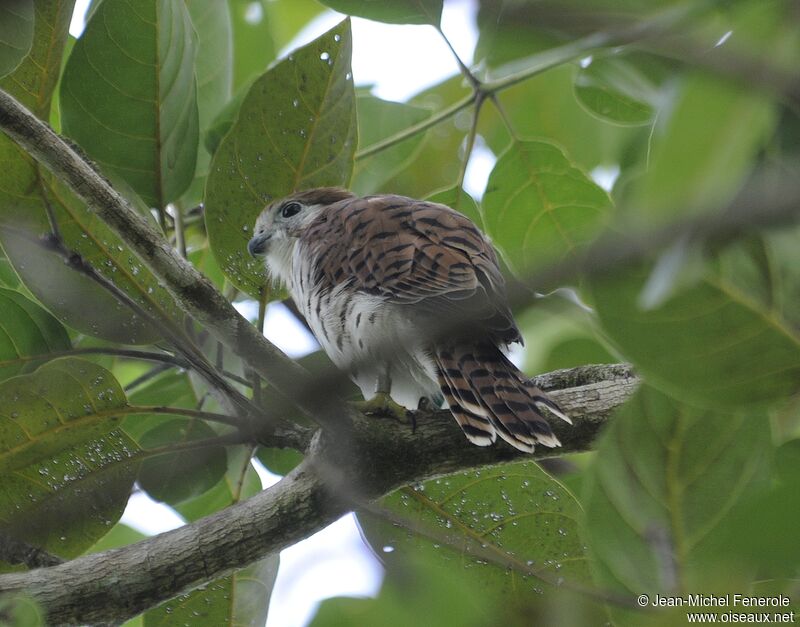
[352,391,411,422]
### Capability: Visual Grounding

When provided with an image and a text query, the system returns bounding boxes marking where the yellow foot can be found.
[352,392,412,423]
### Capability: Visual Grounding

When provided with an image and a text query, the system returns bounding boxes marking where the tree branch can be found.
[0,364,637,625]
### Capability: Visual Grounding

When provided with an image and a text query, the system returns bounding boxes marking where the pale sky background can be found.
[67,2,485,626]
[68,2,620,625]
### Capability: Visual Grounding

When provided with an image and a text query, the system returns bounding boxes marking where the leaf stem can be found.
[0,347,252,388]
[354,94,474,161]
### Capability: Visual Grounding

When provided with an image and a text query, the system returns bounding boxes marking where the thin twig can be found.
[355,95,474,161]
[456,91,486,191]
[140,431,250,458]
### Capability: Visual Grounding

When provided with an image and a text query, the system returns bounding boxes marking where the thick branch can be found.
[0,364,637,625]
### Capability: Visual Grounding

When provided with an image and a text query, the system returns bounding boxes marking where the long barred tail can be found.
[434,342,571,453]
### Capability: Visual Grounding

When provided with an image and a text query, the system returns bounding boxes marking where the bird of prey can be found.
[247,188,570,452]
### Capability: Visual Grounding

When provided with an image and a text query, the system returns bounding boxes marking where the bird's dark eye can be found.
[280,202,302,218]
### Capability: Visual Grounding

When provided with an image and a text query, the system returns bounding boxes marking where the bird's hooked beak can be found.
[247,232,270,257]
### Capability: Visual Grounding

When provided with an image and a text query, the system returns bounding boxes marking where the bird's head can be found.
[247,187,355,285]
[247,187,354,259]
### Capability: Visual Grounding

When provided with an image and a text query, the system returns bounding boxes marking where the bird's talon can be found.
[353,392,411,423]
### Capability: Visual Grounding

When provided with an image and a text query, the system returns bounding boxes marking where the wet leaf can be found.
[0,358,139,562]
[144,555,279,627]
[205,19,356,297]
[358,461,589,604]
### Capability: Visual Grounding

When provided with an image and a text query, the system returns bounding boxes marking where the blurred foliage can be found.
[0,0,799,624]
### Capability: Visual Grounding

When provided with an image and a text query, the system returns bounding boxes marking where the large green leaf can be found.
[0,358,139,561]
[182,0,233,207]
[626,73,775,220]
[144,555,279,627]
[358,461,590,604]
[0,0,74,119]
[590,243,800,408]
[482,139,613,273]
[0,288,70,382]
[60,0,199,208]
[0,0,179,344]
[204,19,357,296]
[351,94,431,195]
[583,387,772,624]
[319,0,442,25]
[0,0,34,78]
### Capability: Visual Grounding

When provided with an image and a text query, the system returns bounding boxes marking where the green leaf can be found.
[574,57,657,126]
[0,358,130,474]
[384,76,469,198]
[352,94,432,195]
[176,447,261,522]
[312,554,494,627]
[60,0,199,207]
[425,186,482,231]
[583,387,771,622]
[0,0,34,78]
[0,1,179,345]
[0,0,74,119]
[124,369,198,442]
[0,288,71,382]
[589,250,800,408]
[256,446,303,476]
[626,73,775,220]
[137,419,228,505]
[0,250,20,288]
[358,461,590,603]
[319,0,442,25]
[229,0,276,89]
[144,555,279,627]
[86,522,147,554]
[482,139,612,273]
[0,180,176,343]
[0,358,139,561]
[181,0,234,206]
[0,595,44,627]
[480,65,641,172]
[205,19,357,297]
